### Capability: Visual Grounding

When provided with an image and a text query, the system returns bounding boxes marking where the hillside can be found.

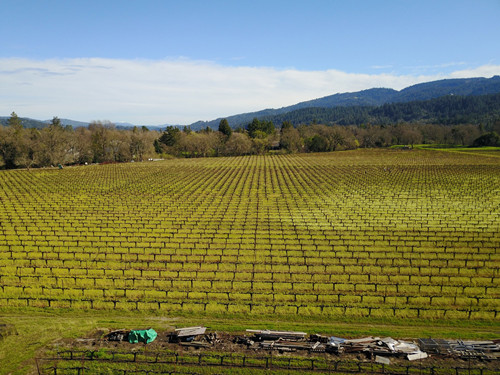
[190,76,500,129]
[46,118,90,128]
[0,116,47,129]
[0,117,90,129]
[396,76,500,102]
[260,92,500,126]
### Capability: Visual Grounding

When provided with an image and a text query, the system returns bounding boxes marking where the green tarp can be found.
[128,328,157,344]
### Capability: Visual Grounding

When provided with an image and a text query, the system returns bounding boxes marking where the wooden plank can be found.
[174,326,206,337]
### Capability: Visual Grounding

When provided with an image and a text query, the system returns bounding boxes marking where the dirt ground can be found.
[46,328,499,372]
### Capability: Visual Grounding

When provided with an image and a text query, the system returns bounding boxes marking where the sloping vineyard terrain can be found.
[0,149,498,320]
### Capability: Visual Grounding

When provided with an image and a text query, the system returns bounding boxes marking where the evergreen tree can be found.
[218,118,232,138]
[7,112,23,130]
[51,116,62,128]
[247,118,275,138]
[158,126,181,147]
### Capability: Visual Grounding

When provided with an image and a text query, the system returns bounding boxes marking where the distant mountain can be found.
[260,92,500,126]
[189,76,500,130]
[0,116,47,129]
[0,117,90,128]
[291,76,500,109]
[41,118,90,127]
[395,76,500,102]
[189,108,291,131]
[0,116,176,131]
[287,88,399,110]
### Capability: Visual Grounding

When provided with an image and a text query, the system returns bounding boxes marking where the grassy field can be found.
[414,144,500,157]
[1,309,498,375]
[0,148,499,373]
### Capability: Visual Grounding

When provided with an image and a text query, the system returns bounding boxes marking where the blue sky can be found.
[1,0,499,125]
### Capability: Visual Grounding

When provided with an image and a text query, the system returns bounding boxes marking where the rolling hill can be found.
[189,76,500,129]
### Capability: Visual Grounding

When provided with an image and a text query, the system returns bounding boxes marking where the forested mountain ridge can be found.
[190,76,500,129]
[395,76,500,102]
[0,117,90,129]
[288,76,500,109]
[259,92,500,126]
[0,116,47,129]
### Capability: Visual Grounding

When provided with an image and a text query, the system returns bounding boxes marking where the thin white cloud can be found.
[371,65,394,70]
[406,61,468,71]
[1,58,499,125]
[449,64,500,79]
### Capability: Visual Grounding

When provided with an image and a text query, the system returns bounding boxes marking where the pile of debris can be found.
[418,338,500,360]
[238,331,427,361]
[243,329,324,353]
[332,336,427,361]
[168,326,220,348]
[101,325,499,364]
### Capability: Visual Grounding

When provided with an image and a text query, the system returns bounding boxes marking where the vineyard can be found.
[0,149,499,320]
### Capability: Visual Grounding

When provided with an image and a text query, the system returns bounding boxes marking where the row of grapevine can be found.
[0,149,498,319]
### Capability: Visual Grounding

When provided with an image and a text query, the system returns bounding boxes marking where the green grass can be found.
[1,308,499,375]
[414,144,500,157]
[415,144,500,150]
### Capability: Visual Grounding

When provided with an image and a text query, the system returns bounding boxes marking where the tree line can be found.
[1,112,499,169]
[149,118,500,158]
[0,113,158,169]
